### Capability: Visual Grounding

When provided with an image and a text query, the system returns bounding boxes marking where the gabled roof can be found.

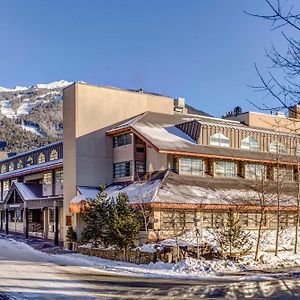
[106,112,299,165]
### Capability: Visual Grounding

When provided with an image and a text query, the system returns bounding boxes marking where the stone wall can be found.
[77,246,157,264]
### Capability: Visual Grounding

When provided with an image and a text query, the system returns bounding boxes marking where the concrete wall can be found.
[63,83,174,236]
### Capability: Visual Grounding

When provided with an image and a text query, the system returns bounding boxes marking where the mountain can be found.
[0,80,72,153]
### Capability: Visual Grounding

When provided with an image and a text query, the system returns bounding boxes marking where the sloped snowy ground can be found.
[4,229,300,281]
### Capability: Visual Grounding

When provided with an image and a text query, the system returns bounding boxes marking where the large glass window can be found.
[269,140,286,155]
[135,161,145,175]
[245,164,265,180]
[113,134,132,148]
[274,166,294,182]
[43,172,52,185]
[215,161,236,178]
[209,132,230,147]
[296,145,300,156]
[113,161,132,178]
[180,157,204,176]
[241,136,260,151]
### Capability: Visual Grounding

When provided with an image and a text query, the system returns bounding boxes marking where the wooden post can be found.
[43,208,49,239]
[5,208,8,235]
[23,207,29,239]
[0,210,2,231]
[54,204,59,246]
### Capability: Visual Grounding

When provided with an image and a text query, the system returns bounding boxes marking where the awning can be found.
[69,194,88,213]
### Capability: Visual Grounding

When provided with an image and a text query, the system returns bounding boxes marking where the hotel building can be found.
[0,82,300,244]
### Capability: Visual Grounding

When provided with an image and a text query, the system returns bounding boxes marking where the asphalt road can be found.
[1,237,300,299]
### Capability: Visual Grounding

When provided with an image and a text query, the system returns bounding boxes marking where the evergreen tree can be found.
[107,193,141,250]
[80,190,109,247]
[215,209,252,260]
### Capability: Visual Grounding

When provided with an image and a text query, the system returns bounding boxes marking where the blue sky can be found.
[0,0,298,116]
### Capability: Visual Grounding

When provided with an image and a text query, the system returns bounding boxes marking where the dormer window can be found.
[209,132,230,147]
[1,164,6,174]
[27,156,33,166]
[38,153,46,164]
[17,160,23,169]
[241,137,260,151]
[269,140,286,155]
[50,149,58,161]
[8,162,14,172]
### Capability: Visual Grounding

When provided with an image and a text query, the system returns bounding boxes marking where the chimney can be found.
[174,97,186,113]
[288,104,300,119]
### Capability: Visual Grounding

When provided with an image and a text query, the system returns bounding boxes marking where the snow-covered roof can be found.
[77,186,100,200]
[108,112,298,164]
[0,158,63,180]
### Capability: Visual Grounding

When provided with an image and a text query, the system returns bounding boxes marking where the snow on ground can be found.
[19,124,41,136]
[32,80,72,89]
[16,99,34,115]
[1,100,15,118]
[4,229,300,281]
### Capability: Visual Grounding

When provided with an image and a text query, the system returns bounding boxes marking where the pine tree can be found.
[80,190,109,247]
[215,209,252,260]
[107,193,141,251]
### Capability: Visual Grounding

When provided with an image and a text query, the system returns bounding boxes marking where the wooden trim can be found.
[158,149,298,166]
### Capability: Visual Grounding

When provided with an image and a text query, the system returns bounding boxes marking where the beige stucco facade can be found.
[63,83,175,237]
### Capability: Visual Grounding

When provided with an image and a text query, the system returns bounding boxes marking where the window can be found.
[113,161,132,178]
[296,145,300,156]
[8,162,14,172]
[135,161,145,175]
[50,149,58,161]
[274,166,294,182]
[269,140,286,155]
[136,147,145,153]
[1,164,6,174]
[43,172,52,185]
[38,153,46,164]
[180,157,204,176]
[215,161,236,178]
[241,136,260,151]
[209,132,230,147]
[55,170,63,183]
[17,160,23,169]
[113,134,132,148]
[26,156,33,166]
[245,164,265,180]
[3,180,9,191]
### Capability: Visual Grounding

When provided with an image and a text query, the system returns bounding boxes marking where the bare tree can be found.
[246,0,300,112]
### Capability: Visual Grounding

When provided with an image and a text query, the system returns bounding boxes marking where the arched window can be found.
[269,140,286,155]
[1,164,6,174]
[209,132,230,147]
[241,136,260,151]
[8,162,14,171]
[38,153,46,164]
[26,156,33,166]
[50,149,58,161]
[17,160,23,169]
